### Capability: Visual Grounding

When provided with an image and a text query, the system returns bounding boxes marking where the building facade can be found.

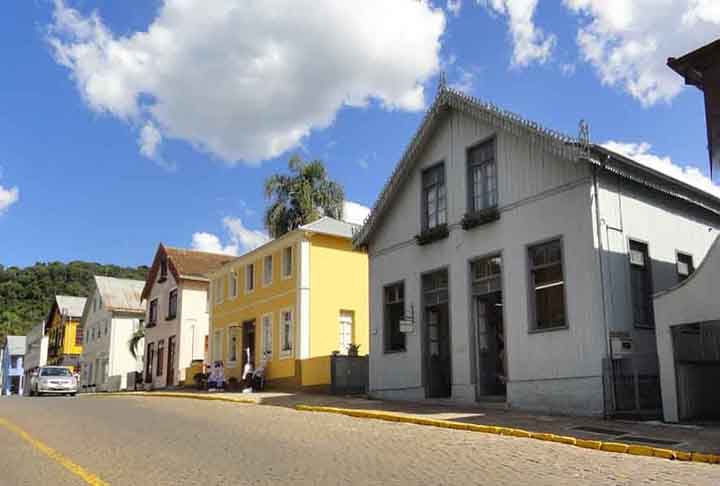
[46,295,87,371]
[2,336,26,395]
[23,321,48,393]
[79,276,146,392]
[142,245,233,389]
[354,88,720,416]
[209,217,369,390]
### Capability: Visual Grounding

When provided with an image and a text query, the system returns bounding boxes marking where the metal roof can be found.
[55,295,87,318]
[94,276,146,313]
[300,217,358,239]
[4,336,26,356]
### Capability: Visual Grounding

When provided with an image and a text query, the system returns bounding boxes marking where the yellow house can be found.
[46,295,87,371]
[208,217,368,390]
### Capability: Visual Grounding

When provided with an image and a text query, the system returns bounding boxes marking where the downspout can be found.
[592,163,613,417]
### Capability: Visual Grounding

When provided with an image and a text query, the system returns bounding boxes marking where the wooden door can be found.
[166,336,176,387]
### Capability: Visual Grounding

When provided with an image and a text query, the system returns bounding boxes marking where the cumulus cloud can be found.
[48,0,445,165]
[603,141,720,198]
[479,0,556,66]
[343,200,371,226]
[0,185,19,215]
[192,216,269,256]
[565,0,720,106]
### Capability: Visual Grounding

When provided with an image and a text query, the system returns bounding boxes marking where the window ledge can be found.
[462,208,500,230]
[415,224,449,246]
[528,325,568,334]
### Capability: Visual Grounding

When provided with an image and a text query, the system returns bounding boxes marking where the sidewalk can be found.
[107,388,720,456]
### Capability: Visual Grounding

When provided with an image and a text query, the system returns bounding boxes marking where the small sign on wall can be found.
[399,319,415,334]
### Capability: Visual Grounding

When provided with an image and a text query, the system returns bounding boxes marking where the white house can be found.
[23,321,48,393]
[354,87,720,416]
[79,276,146,392]
[141,244,233,389]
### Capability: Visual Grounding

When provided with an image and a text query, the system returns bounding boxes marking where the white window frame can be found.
[229,271,238,299]
[279,308,294,359]
[339,310,354,355]
[261,313,273,360]
[227,325,240,366]
[263,255,273,287]
[282,246,293,279]
[245,264,255,294]
[212,328,224,363]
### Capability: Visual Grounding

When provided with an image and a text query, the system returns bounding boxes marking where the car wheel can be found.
[70,393,77,397]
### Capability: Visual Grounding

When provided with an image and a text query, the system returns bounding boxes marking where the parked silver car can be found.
[30,366,78,396]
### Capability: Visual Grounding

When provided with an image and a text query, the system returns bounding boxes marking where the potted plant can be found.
[347,344,361,357]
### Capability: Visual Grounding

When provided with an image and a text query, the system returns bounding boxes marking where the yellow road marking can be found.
[0,418,109,486]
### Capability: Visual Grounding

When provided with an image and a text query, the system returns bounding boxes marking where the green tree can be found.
[264,155,344,238]
[0,261,148,342]
[128,326,145,359]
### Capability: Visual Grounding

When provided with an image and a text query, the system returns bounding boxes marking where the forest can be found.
[0,261,148,341]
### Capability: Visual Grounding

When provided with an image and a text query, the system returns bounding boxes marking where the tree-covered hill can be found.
[0,261,149,341]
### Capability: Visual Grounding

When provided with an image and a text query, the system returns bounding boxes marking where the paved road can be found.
[0,396,718,485]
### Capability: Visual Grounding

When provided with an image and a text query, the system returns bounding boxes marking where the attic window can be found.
[159,257,168,282]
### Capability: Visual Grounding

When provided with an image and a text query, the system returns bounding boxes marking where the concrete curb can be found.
[294,405,720,465]
[84,391,257,405]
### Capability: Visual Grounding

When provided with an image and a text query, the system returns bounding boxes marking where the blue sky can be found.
[0,0,717,268]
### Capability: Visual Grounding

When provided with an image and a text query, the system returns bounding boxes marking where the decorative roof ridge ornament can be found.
[437,71,447,93]
[579,119,590,157]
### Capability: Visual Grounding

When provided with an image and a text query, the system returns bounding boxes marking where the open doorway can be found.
[242,320,256,370]
[423,269,451,399]
[471,255,506,400]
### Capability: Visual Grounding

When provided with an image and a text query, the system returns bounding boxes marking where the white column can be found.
[298,239,311,360]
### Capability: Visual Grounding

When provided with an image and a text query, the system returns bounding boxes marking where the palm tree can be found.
[128,327,145,360]
[264,155,345,238]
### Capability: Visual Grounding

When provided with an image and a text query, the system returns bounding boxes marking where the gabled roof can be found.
[141,244,234,299]
[354,86,720,248]
[54,295,87,318]
[94,276,145,314]
[299,216,358,239]
[354,87,582,247]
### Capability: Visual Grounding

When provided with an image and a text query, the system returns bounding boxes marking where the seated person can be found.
[208,361,225,391]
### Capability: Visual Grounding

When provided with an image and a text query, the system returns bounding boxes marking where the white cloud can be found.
[48,0,445,165]
[0,185,19,215]
[479,0,556,66]
[192,216,269,256]
[191,232,232,255]
[358,158,369,170]
[564,0,720,106]
[447,0,463,16]
[343,200,371,226]
[603,141,720,198]
[139,121,161,159]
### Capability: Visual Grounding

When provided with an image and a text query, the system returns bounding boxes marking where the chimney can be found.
[668,38,720,176]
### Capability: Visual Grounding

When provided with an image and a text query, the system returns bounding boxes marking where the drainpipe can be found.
[592,164,613,417]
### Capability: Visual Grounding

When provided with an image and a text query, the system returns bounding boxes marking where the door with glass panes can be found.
[423,269,451,398]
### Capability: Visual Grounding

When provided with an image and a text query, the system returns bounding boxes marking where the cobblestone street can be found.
[1,396,718,485]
